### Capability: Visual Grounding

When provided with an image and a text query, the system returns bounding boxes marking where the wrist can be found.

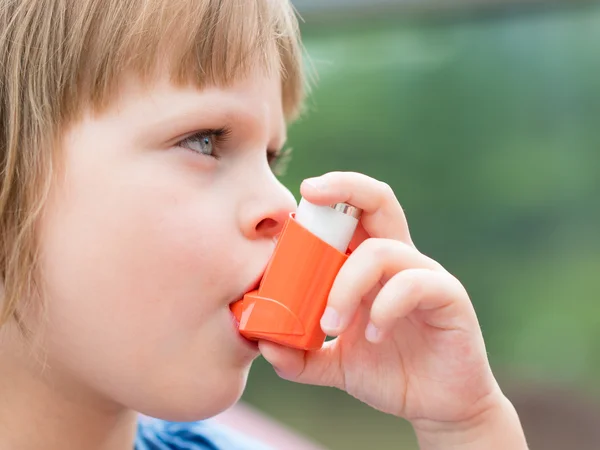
[413,392,528,450]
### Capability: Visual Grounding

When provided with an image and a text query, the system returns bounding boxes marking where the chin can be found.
[135,365,252,422]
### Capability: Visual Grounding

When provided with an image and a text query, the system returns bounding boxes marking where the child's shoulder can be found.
[135,415,273,450]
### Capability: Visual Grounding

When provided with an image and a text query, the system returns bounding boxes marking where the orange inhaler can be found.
[230,199,362,350]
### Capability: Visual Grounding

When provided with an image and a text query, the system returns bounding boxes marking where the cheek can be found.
[43,191,235,326]
[36,159,244,381]
[33,120,264,417]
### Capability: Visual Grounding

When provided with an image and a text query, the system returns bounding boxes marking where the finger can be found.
[300,171,413,246]
[348,221,370,251]
[320,238,443,336]
[258,340,344,389]
[365,268,477,344]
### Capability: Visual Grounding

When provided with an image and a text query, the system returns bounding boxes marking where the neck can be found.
[0,323,138,450]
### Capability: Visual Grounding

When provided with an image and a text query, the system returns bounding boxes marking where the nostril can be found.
[255,218,279,235]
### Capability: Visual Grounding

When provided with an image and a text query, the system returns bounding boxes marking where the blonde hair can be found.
[0,0,306,328]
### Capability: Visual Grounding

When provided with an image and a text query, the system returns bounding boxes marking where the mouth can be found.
[229,267,265,334]
[244,272,264,295]
[228,307,260,351]
[228,273,263,351]
[229,269,264,309]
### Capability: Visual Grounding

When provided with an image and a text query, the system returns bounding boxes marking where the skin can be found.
[0,70,294,449]
[260,172,529,448]
[0,69,528,450]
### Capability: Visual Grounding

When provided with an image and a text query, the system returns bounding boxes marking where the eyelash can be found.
[176,127,293,176]
[177,127,231,158]
[269,146,293,177]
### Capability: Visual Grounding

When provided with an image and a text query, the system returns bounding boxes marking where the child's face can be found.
[35,70,296,419]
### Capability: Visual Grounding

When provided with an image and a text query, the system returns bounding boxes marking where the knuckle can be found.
[377,180,394,198]
[447,272,470,302]
[422,253,447,272]
[357,237,409,264]
[361,237,388,260]
[323,170,343,182]
[399,270,425,298]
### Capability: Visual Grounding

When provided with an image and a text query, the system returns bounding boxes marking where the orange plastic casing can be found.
[230,213,349,350]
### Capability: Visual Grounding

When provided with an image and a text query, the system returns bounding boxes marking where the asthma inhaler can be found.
[230,198,362,350]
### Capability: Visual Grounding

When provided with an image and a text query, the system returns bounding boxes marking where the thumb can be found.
[258,339,344,389]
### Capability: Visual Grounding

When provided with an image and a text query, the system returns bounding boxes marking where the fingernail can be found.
[303,177,328,192]
[320,307,341,332]
[365,322,382,343]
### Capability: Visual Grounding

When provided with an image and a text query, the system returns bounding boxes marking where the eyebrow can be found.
[140,92,287,151]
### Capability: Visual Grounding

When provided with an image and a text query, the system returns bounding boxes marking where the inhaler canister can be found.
[294,198,362,253]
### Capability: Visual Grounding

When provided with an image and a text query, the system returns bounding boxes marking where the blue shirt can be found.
[135,416,273,450]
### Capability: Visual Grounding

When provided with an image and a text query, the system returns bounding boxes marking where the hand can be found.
[259,172,527,448]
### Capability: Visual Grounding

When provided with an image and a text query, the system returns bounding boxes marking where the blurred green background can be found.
[242,2,600,448]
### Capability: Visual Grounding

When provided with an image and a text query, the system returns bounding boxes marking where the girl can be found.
[0,0,528,448]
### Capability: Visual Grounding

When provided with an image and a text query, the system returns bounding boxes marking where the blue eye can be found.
[174,127,292,175]
[179,132,215,156]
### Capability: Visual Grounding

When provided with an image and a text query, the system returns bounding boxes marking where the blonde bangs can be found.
[0,0,305,328]
[72,0,305,120]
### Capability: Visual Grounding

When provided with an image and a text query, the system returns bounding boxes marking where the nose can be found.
[238,178,297,241]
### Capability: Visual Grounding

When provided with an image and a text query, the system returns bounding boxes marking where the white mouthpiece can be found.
[294,198,361,253]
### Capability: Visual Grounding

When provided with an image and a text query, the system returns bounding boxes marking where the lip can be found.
[229,306,259,351]
[229,268,265,307]
[244,271,264,295]
[228,267,265,351]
